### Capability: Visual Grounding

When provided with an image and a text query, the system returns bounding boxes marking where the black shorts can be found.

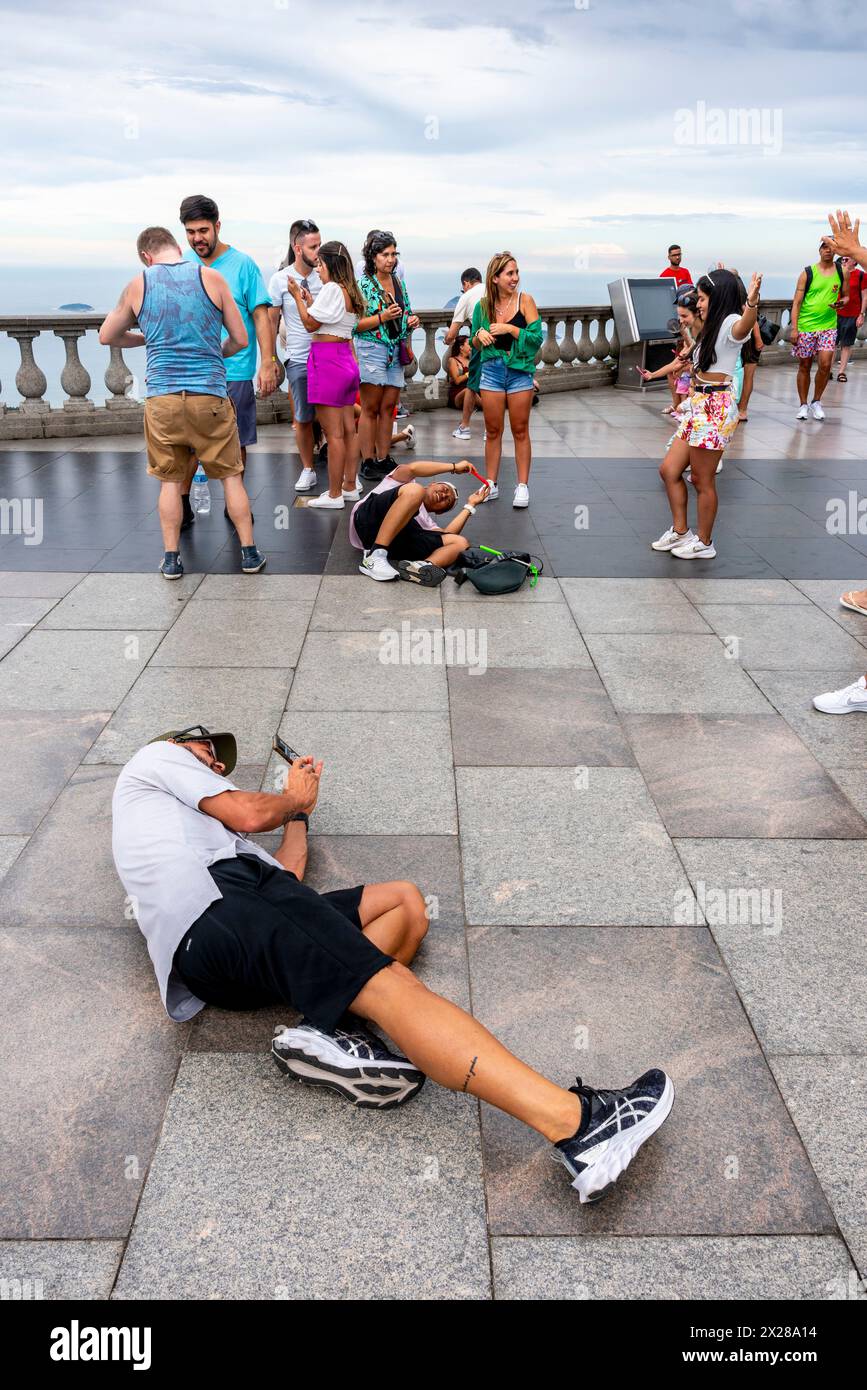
[353,486,443,562]
[836,315,858,349]
[172,855,391,1032]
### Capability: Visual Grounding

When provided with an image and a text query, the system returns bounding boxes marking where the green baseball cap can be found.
[149,724,238,774]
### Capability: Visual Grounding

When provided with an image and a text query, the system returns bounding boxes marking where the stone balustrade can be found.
[0,302,861,439]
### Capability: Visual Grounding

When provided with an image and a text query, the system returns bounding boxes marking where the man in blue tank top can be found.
[99,226,266,579]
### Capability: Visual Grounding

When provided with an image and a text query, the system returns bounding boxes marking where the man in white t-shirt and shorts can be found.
[110,722,674,1198]
[444,268,484,440]
[269,219,323,492]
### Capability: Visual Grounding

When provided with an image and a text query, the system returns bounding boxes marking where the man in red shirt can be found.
[660,244,692,288]
[834,255,867,381]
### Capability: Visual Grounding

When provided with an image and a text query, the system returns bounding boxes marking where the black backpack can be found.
[449,546,543,594]
[804,259,844,292]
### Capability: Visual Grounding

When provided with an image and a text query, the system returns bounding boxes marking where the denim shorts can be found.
[356,335,405,389]
[227,378,257,446]
[479,356,534,395]
[285,359,315,424]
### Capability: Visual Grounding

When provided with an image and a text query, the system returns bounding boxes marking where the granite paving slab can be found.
[84,667,293,766]
[0,710,109,832]
[750,669,867,770]
[770,1056,867,1279]
[560,578,710,634]
[192,573,322,602]
[584,634,774,714]
[675,578,811,606]
[437,600,592,668]
[675,839,867,1055]
[491,1235,856,1300]
[624,713,866,839]
[0,927,186,1239]
[448,667,634,767]
[0,1241,124,1300]
[112,1053,490,1300]
[310,575,443,630]
[287,630,449,711]
[38,572,203,629]
[0,572,84,597]
[469,926,835,1235]
[789,580,867,637]
[695,603,867,670]
[0,597,59,657]
[457,766,698,925]
[0,628,164,712]
[0,837,27,881]
[150,599,312,667]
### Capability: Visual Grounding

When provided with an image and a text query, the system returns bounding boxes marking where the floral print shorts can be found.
[669,389,739,451]
[791,328,837,359]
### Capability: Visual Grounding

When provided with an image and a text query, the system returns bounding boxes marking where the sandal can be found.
[738,414,748,422]
[838,372,848,383]
[840,591,867,616]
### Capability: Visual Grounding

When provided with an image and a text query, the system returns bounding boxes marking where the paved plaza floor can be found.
[0,368,865,1300]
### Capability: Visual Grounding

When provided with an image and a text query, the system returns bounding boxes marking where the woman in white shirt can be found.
[285,241,364,508]
[651,268,762,560]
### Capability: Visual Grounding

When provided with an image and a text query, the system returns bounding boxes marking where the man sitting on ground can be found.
[111,723,674,1204]
[349,458,489,583]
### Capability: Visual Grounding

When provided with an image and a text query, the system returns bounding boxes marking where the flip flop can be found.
[840,592,867,615]
[838,372,848,382]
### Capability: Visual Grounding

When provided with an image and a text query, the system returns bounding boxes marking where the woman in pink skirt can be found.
[285,241,364,508]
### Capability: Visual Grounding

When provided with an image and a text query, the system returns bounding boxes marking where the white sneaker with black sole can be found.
[796,404,810,421]
[652,526,694,552]
[554,1068,674,1203]
[272,1020,425,1109]
[295,467,317,491]
[359,547,399,581]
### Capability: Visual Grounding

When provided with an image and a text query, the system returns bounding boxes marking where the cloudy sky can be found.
[2,0,866,294]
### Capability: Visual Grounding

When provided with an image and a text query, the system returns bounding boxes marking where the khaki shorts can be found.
[144,393,243,482]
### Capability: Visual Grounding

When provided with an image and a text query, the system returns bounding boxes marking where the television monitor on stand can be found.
[608,277,681,391]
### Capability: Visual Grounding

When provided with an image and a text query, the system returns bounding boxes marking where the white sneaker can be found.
[651,526,695,552]
[796,404,810,421]
[295,467,317,491]
[306,491,344,509]
[513,483,530,508]
[452,425,471,440]
[359,547,399,582]
[672,536,716,560]
[342,484,362,501]
[811,401,826,421]
[485,480,499,500]
[812,674,867,714]
[716,459,723,474]
[402,424,416,451]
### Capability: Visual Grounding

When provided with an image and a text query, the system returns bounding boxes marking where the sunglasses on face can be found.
[173,725,217,759]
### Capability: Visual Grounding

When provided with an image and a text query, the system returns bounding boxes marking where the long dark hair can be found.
[362,229,397,278]
[318,240,364,316]
[694,270,745,372]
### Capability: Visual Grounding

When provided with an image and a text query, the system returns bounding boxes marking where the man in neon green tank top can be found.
[790,237,850,420]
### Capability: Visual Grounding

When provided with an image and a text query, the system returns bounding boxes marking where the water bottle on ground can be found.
[191,463,211,515]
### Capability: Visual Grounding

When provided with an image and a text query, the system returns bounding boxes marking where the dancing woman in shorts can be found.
[651,269,761,561]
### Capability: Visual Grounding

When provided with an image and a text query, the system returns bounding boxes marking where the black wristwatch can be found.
[290,812,309,828]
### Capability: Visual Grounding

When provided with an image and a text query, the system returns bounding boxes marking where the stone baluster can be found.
[575,314,594,365]
[559,316,578,367]
[540,314,561,373]
[610,319,620,358]
[54,327,93,411]
[104,344,138,409]
[416,323,440,385]
[10,330,48,413]
[592,315,611,362]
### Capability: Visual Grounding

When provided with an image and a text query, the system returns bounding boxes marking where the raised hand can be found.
[827,209,863,259]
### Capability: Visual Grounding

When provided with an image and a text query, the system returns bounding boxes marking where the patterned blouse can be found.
[354,273,414,361]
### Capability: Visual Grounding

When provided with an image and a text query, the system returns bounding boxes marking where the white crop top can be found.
[692,313,748,378]
[312,281,357,339]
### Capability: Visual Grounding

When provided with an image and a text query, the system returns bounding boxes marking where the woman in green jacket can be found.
[471,251,543,508]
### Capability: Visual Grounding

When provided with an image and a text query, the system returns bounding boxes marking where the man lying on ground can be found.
[349,458,489,583]
[111,724,674,1204]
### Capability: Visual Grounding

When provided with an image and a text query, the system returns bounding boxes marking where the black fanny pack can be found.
[449,546,543,594]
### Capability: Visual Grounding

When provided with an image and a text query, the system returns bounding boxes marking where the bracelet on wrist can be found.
[290,812,309,828]
[463,503,476,515]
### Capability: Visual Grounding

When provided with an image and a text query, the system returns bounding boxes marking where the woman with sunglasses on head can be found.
[471,251,542,508]
[354,231,419,482]
[651,268,761,561]
[284,241,364,508]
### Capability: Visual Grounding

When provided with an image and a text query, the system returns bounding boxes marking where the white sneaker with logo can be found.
[811,401,826,421]
[672,536,716,560]
[796,404,810,421]
[513,483,530,508]
[295,467,317,491]
[812,675,867,715]
[452,424,471,440]
[651,526,694,552]
[359,547,399,582]
[307,491,344,509]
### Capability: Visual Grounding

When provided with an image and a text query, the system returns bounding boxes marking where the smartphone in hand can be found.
[272,735,302,764]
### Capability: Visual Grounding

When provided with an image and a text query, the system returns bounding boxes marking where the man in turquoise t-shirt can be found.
[180,194,275,528]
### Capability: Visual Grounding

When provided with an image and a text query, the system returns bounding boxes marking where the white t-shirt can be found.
[112,742,283,1022]
[692,313,748,379]
[349,469,442,550]
[450,282,484,329]
[268,264,323,365]
[311,281,357,339]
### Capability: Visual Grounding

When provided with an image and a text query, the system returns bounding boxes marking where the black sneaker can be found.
[272,1020,425,1109]
[397,559,447,587]
[360,456,389,482]
[159,551,184,581]
[180,496,195,532]
[554,1069,674,1204]
[240,545,267,574]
